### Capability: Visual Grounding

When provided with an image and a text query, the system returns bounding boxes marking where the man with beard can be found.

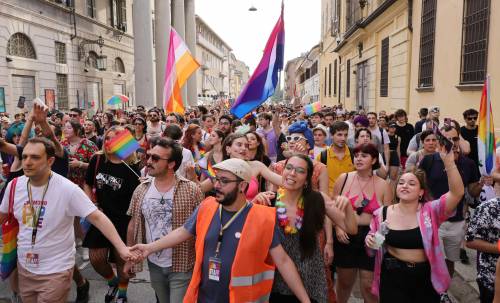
[83,119,102,149]
[147,109,165,140]
[128,158,311,303]
[127,138,202,302]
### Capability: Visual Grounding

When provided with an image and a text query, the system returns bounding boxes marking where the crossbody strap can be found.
[8,178,18,217]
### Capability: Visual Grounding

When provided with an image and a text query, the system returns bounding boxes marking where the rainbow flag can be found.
[203,161,216,179]
[477,75,496,176]
[304,101,321,116]
[230,2,285,118]
[164,27,200,115]
[105,129,140,160]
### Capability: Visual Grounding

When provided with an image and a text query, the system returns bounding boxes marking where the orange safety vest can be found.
[183,197,276,303]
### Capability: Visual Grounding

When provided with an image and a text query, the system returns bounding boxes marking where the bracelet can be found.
[444,165,457,172]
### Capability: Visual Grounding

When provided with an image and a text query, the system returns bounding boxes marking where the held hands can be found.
[129,243,153,262]
[117,246,143,263]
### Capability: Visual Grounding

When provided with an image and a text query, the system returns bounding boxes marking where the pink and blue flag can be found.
[477,75,496,176]
[230,3,285,118]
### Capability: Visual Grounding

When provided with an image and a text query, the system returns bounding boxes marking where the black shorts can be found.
[389,150,400,167]
[83,216,130,249]
[333,225,374,271]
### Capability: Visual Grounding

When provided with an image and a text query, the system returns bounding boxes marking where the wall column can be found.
[154,0,171,108]
[171,0,187,106]
[184,0,197,107]
[132,0,155,107]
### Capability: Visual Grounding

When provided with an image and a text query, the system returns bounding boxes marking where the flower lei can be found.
[276,187,304,234]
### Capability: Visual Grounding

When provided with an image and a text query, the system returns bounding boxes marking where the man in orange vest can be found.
[129,158,311,303]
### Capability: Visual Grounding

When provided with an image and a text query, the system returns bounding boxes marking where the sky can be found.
[195,0,321,72]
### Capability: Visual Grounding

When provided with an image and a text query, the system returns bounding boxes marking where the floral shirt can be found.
[465,197,500,291]
[62,138,98,188]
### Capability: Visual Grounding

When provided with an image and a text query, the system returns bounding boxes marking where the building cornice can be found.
[333,0,398,53]
[195,14,232,51]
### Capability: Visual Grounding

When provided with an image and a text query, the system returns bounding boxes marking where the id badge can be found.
[208,257,221,282]
[25,252,40,268]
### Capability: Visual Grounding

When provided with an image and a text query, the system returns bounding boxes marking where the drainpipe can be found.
[404,0,413,114]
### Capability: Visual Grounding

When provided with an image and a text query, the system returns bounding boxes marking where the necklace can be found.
[275,187,304,235]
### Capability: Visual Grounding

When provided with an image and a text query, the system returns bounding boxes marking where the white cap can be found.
[213,158,252,182]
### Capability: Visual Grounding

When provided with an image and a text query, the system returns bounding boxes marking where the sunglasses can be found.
[69,114,79,118]
[119,122,127,126]
[286,135,306,142]
[284,163,306,174]
[146,153,170,162]
[467,116,478,121]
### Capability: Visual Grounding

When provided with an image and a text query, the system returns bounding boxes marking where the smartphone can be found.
[436,130,453,153]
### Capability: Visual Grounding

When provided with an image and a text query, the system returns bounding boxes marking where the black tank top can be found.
[388,134,399,151]
[382,206,424,249]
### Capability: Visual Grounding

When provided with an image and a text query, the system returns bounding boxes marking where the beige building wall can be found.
[409,0,500,132]
[319,0,341,107]
[332,0,411,113]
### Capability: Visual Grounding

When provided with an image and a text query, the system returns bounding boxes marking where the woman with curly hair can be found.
[182,124,205,163]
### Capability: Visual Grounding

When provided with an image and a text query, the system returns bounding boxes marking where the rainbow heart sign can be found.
[107,95,129,106]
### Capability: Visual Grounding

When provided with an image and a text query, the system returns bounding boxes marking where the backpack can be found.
[320,147,354,165]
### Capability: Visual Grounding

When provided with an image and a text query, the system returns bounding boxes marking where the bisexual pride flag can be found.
[478,75,496,176]
[231,2,285,118]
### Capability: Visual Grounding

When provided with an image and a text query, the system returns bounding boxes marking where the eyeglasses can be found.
[467,116,478,121]
[119,122,127,126]
[69,114,79,118]
[284,163,306,174]
[286,135,306,142]
[213,177,240,186]
[146,153,170,162]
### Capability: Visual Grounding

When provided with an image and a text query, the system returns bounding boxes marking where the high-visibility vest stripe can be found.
[249,293,271,303]
[231,270,275,287]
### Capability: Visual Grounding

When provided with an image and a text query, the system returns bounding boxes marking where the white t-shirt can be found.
[141,179,174,267]
[177,148,195,179]
[0,173,97,274]
[369,126,390,154]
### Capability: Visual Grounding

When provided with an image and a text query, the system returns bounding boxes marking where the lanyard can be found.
[214,202,248,257]
[27,174,52,248]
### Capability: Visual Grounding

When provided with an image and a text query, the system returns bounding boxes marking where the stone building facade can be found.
[0,0,135,113]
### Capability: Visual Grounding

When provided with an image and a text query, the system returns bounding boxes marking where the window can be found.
[87,51,98,69]
[347,60,351,97]
[460,0,490,84]
[87,0,96,18]
[55,42,66,64]
[380,37,389,97]
[57,74,68,110]
[311,61,318,76]
[7,33,36,59]
[333,59,338,96]
[111,0,127,31]
[418,0,437,88]
[324,68,327,97]
[346,0,361,30]
[113,57,125,73]
[328,63,332,97]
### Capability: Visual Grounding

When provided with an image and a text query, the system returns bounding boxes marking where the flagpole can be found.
[121,160,141,178]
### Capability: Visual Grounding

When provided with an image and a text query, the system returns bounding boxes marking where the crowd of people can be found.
[0,101,499,303]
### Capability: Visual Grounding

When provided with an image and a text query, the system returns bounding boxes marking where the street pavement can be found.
[0,245,480,303]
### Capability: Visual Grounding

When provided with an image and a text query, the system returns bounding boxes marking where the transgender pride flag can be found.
[231,3,285,118]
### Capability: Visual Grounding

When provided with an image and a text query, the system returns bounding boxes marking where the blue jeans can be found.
[148,260,192,303]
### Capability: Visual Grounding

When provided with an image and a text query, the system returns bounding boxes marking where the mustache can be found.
[214,189,224,196]
[146,165,154,170]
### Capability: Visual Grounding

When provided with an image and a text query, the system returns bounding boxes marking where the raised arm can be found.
[440,146,465,214]
[0,138,18,156]
[32,103,64,157]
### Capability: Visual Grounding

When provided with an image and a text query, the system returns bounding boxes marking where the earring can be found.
[418,195,423,200]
